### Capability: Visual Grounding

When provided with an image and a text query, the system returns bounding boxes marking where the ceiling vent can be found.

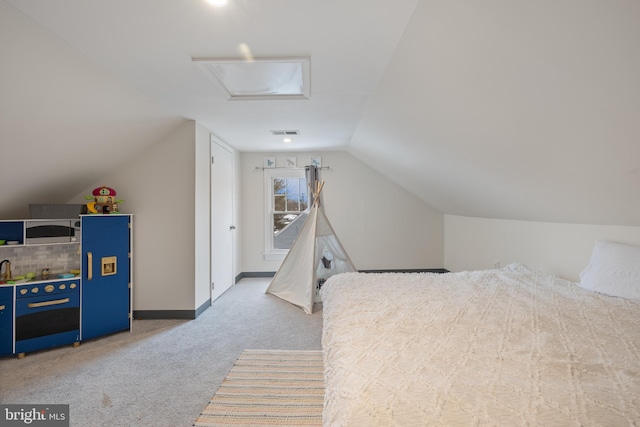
[270,130,300,136]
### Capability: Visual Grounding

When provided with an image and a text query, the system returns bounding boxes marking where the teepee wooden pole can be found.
[313,181,325,208]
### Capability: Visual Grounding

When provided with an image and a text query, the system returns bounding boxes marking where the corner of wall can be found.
[70,120,200,311]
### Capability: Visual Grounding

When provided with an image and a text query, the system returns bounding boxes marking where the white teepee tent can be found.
[265,181,356,314]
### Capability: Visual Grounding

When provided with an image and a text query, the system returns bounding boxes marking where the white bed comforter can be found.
[321,264,640,426]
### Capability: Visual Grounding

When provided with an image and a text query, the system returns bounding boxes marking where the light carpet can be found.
[194,349,324,426]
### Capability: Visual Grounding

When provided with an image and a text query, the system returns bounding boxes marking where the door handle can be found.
[28,298,70,308]
[230,225,236,230]
[87,251,93,281]
[0,304,5,310]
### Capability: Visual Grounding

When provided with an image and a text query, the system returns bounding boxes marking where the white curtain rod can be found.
[254,166,331,171]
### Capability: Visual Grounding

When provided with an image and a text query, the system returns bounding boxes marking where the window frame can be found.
[263,168,307,261]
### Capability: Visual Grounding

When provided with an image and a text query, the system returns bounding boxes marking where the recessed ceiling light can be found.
[283,138,292,143]
[206,0,228,6]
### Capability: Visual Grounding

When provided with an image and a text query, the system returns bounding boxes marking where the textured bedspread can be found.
[321,264,640,426]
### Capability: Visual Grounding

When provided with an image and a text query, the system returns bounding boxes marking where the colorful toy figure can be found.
[85,186,124,214]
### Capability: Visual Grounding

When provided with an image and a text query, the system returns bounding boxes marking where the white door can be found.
[211,139,234,302]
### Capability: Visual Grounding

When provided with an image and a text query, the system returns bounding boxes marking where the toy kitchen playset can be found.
[0,195,131,359]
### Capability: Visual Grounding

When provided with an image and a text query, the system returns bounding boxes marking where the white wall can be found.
[241,151,444,273]
[194,124,212,309]
[71,121,206,312]
[444,215,640,281]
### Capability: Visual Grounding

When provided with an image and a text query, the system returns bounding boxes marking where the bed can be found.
[321,259,640,426]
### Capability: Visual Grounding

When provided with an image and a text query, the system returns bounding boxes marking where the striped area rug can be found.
[194,349,324,426]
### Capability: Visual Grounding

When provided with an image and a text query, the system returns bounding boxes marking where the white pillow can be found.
[579,240,640,300]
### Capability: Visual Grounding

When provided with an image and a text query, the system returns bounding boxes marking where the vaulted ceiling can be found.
[2,0,639,225]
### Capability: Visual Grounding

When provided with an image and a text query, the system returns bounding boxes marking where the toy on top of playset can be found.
[84,186,124,214]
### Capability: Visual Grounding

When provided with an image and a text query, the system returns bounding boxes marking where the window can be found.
[264,169,307,260]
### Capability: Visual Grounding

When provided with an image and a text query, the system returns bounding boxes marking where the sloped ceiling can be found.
[351,0,640,226]
[2,0,639,226]
[4,0,419,152]
[0,1,185,219]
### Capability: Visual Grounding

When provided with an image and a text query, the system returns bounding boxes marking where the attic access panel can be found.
[193,57,310,100]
